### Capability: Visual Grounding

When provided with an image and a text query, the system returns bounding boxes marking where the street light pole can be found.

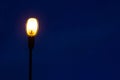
[29,47,32,80]
[28,37,34,80]
[26,18,39,80]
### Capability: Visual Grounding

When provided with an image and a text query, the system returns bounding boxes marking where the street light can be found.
[26,18,39,80]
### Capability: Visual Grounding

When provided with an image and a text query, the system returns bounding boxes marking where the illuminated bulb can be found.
[26,18,39,37]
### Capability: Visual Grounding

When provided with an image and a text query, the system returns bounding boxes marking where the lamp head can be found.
[26,18,39,37]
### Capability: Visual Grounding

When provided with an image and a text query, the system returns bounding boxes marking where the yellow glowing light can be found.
[26,18,39,37]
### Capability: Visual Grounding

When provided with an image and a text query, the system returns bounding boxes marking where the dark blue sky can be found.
[0,0,120,80]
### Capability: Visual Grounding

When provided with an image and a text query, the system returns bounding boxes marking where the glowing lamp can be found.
[26,18,39,37]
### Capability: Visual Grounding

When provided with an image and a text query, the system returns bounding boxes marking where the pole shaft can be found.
[28,37,34,80]
[29,48,32,80]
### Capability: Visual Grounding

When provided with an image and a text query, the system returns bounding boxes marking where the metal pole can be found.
[29,48,32,80]
[28,37,34,80]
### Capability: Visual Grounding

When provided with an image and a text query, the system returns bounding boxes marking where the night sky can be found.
[0,0,120,80]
